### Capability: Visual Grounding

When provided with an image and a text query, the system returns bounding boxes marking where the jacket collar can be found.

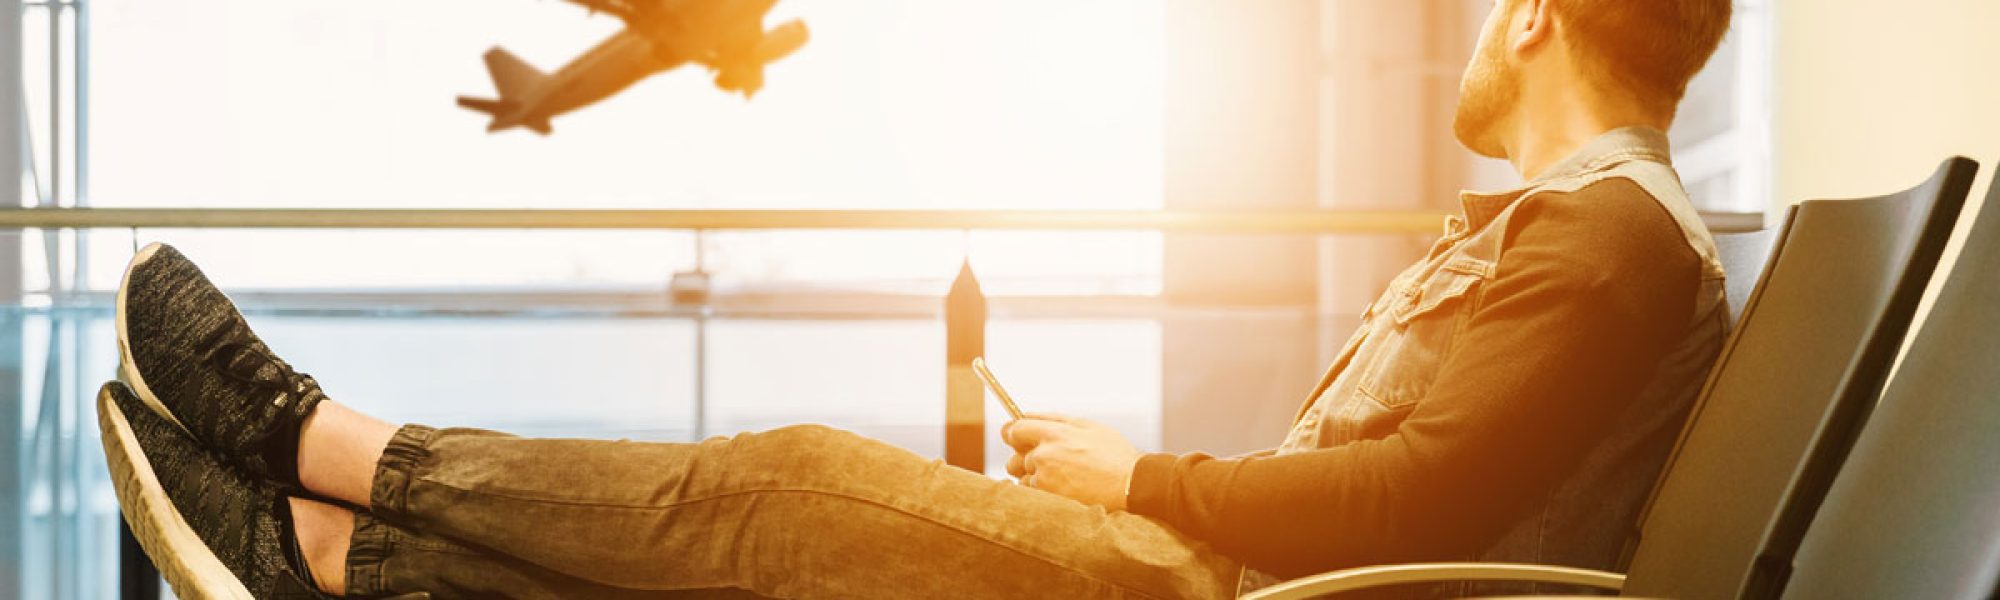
[1454,126,1675,232]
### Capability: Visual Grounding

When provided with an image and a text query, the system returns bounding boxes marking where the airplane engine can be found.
[715,64,766,98]
[711,20,807,98]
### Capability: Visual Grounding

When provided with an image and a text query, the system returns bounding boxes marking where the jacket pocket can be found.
[1356,263,1489,410]
[1389,260,1490,326]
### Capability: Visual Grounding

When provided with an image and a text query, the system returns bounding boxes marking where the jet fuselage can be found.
[458,0,803,135]
[495,32,682,132]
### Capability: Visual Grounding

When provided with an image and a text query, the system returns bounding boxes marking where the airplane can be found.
[457,0,809,135]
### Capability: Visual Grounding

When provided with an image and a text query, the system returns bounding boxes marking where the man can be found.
[101,0,1732,597]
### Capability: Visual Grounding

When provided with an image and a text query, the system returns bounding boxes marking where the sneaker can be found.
[116,242,324,489]
[98,381,332,599]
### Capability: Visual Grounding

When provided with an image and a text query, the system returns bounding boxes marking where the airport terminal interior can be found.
[2,0,1998,598]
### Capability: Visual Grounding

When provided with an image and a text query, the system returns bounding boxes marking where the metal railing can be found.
[1,206,1471,473]
[0,207,1456,233]
[0,204,1768,472]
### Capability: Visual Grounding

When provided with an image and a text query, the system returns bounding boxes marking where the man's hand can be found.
[1001,413,1143,511]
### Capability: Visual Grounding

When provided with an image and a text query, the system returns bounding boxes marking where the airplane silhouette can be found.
[457,0,808,135]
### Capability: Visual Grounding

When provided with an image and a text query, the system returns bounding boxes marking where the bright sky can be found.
[76,0,1166,292]
[87,0,1165,210]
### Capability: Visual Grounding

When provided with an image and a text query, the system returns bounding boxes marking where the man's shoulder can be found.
[1528,170,1677,215]
[1505,175,1707,280]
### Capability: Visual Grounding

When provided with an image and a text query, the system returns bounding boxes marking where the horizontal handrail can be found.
[0,207,1454,233]
[0,207,1768,233]
[8,290,1329,321]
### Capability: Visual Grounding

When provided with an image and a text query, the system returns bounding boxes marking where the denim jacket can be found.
[1245,127,1729,595]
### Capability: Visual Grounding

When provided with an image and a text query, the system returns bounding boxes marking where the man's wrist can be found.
[1123,453,1176,518]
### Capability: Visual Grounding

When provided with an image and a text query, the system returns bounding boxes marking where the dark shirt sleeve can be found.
[1125,178,1704,577]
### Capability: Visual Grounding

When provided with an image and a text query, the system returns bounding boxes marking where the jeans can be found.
[344,424,1241,599]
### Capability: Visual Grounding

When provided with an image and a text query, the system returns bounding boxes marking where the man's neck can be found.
[1503,86,1668,181]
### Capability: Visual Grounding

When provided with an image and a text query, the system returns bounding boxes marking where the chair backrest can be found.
[1714,229,1782,326]
[1770,172,2000,600]
[1619,157,1979,600]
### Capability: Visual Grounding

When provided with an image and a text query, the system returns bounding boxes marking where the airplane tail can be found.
[456,96,509,116]
[457,47,553,135]
[481,47,546,99]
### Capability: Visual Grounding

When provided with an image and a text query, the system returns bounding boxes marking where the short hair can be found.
[1555,0,1733,114]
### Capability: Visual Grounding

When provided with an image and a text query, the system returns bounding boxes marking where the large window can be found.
[61,0,1176,448]
[11,3,1174,599]
[1667,0,1773,215]
[79,0,1167,294]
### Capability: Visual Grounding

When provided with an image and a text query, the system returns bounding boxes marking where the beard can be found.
[1452,24,1521,159]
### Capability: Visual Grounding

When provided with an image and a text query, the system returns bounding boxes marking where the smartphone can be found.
[970,357,1025,420]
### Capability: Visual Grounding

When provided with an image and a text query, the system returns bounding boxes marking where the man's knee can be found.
[734,424,932,486]
[761,423,850,447]
[734,424,871,471]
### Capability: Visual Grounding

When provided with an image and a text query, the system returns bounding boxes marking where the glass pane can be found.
[81,229,698,292]
[252,315,700,439]
[697,230,1161,296]
[4,308,124,600]
[982,318,1162,473]
[699,317,1163,473]
[703,319,945,454]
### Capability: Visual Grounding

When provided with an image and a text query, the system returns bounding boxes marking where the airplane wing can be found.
[694,19,807,69]
[561,0,640,21]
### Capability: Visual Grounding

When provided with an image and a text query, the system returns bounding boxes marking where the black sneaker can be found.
[116,242,325,490]
[98,381,332,599]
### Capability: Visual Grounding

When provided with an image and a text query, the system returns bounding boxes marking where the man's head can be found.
[1453,0,1732,159]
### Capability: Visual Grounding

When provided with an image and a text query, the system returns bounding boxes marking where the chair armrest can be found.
[1462,597,1665,600]
[1237,562,1626,600]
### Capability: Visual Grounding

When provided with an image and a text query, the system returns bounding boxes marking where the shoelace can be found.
[200,325,325,411]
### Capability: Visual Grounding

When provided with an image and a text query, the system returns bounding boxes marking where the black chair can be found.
[1623,157,1977,599]
[1758,171,2000,600]
[1713,229,1781,326]
[1238,157,1979,600]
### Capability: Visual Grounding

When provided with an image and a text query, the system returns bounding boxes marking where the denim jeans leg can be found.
[345,510,773,599]
[365,423,1239,599]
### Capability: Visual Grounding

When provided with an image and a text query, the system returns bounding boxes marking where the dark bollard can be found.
[944,260,987,473]
[120,520,160,600]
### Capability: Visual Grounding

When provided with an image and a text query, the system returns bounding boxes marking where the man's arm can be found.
[1124,181,1705,578]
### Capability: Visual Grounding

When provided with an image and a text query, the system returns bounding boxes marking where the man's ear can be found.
[1510,0,1555,57]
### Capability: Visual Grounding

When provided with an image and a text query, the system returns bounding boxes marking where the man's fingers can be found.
[1021,412,1080,425]
[1006,452,1028,478]
[1003,418,1070,452]
[1020,448,1048,488]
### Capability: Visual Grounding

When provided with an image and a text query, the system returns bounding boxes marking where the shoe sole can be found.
[115,242,191,434]
[98,384,257,600]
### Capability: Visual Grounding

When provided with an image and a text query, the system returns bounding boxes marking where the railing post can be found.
[118,522,157,600]
[944,260,986,472]
[0,0,24,595]
[672,230,712,440]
